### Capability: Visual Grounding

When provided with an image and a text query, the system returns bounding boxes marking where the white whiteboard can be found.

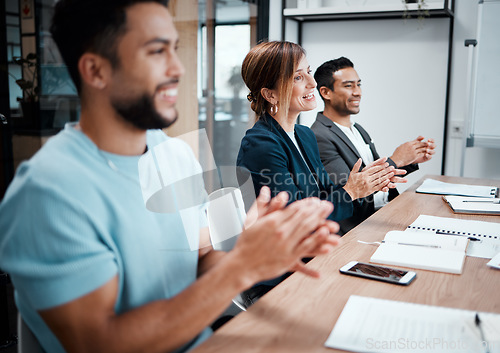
[299,17,450,190]
[468,0,500,148]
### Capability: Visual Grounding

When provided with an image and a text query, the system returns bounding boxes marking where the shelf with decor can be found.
[284,0,453,21]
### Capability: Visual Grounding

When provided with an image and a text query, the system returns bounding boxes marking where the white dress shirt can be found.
[333,121,388,209]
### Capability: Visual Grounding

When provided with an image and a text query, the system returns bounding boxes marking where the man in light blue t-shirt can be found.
[0,1,342,352]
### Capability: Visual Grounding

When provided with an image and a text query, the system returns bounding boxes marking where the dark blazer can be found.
[237,113,353,223]
[311,112,419,234]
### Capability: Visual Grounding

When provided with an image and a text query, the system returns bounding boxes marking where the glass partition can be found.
[198,0,258,189]
[5,0,21,114]
[38,0,79,131]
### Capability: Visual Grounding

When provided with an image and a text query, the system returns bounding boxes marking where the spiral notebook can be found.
[325,295,500,353]
[406,215,500,259]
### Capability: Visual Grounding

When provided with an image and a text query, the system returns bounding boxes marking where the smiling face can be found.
[108,3,184,130]
[326,67,362,118]
[288,56,317,116]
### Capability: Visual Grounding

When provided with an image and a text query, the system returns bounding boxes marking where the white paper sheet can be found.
[487,253,500,270]
[325,296,500,353]
[416,179,498,198]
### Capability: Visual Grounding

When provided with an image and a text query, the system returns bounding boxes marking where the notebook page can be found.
[407,215,500,259]
[384,231,469,252]
[325,296,500,353]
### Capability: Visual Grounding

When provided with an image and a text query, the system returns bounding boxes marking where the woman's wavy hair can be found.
[241,41,306,121]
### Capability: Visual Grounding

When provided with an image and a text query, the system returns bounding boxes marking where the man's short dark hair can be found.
[314,57,354,101]
[50,0,168,93]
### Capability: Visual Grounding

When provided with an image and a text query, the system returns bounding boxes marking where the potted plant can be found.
[7,52,40,129]
[402,0,429,21]
[12,53,39,103]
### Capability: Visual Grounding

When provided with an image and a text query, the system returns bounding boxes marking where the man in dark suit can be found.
[311,57,436,234]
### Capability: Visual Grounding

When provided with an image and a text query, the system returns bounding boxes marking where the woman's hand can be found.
[342,158,406,200]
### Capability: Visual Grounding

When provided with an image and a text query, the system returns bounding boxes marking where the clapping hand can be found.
[391,136,436,167]
[235,187,341,282]
[343,157,405,200]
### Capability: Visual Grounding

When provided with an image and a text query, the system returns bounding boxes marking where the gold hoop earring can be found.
[270,104,278,116]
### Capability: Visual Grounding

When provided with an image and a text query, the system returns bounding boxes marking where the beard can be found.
[333,102,359,116]
[111,93,178,130]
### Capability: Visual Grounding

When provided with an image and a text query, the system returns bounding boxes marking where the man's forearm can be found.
[198,248,228,276]
[40,193,340,353]
[125,250,252,352]
[40,251,253,353]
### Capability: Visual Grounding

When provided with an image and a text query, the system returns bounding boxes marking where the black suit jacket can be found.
[237,113,353,223]
[311,112,418,234]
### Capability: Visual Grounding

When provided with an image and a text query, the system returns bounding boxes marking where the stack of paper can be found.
[443,196,500,215]
[416,179,498,198]
[325,296,500,353]
[370,231,468,274]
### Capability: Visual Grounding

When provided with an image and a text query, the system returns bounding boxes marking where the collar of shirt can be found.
[332,121,388,208]
[333,121,374,165]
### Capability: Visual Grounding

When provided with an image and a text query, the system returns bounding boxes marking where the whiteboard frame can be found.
[465,0,500,149]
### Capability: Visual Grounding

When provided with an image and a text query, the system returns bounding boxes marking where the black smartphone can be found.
[339,261,416,285]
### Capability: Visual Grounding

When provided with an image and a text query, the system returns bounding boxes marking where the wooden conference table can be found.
[192,175,500,353]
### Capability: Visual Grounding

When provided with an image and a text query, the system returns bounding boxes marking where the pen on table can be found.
[396,242,441,249]
[435,231,481,241]
[462,199,500,204]
[475,313,490,353]
[358,241,442,248]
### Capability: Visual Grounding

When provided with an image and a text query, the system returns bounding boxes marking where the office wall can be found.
[270,0,500,179]
[283,16,449,192]
[445,1,500,179]
[269,0,282,41]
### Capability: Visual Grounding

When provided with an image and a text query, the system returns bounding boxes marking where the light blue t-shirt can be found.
[0,123,211,352]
